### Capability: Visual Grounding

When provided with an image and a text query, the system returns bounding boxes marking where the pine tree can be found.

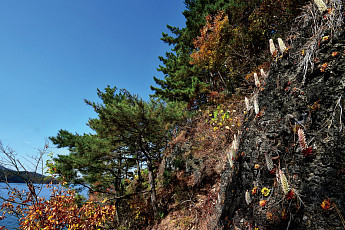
[50,86,187,218]
[151,0,307,105]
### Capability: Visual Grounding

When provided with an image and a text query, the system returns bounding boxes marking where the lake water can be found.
[0,183,88,230]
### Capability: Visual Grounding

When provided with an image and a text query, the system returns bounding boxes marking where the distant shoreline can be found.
[0,166,58,184]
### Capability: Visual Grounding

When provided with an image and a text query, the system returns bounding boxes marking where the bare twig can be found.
[289,1,343,85]
[327,96,344,132]
[337,96,343,132]
[332,203,345,229]
[0,139,50,223]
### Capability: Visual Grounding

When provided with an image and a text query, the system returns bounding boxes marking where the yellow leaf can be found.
[322,36,329,41]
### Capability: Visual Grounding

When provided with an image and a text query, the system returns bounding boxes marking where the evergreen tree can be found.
[151,0,308,105]
[50,86,187,218]
[151,0,245,104]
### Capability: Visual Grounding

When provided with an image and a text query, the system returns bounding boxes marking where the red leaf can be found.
[302,147,312,157]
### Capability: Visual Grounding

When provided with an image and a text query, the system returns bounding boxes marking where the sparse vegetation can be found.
[1,0,345,229]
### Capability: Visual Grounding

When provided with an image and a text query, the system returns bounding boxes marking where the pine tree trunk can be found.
[136,159,142,182]
[147,159,158,218]
[114,190,120,224]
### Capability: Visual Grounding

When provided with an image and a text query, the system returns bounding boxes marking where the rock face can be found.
[215,2,345,229]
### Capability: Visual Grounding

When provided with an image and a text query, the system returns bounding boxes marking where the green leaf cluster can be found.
[50,86,187,196]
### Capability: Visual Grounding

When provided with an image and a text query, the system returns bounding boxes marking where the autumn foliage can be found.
[1,183,116,229]
[190,11,229,70]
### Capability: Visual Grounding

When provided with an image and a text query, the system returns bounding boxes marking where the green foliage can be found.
[50,86,187,196]
[212,105,231,122]
[151,0,233,104]
[173,155,185,170]
[162,170,173,187]
[151,0,308,106]
[74,192,87,208]
[208,104,234,132]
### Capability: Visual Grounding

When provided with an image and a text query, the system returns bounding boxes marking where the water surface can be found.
[0,183,87,230]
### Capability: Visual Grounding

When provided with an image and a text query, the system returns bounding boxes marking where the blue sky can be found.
[0,1,186,171]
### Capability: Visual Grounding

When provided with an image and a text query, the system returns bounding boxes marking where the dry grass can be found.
[153,94,246,229]
[288,0,343,84]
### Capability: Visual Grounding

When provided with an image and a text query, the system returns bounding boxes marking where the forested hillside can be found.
[2,0,344,229]
[49,0,345,229]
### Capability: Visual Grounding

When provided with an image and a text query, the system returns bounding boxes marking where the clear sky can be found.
[0,1,186,171]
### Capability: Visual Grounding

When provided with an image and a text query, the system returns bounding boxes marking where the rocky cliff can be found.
[215,1,345,229]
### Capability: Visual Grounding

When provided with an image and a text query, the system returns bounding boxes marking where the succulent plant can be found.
[313,0,328,13]
[245,97,251,112]
[298,128,307,150]
[245,190,252,205]
[260,69,267,78]
[253,94,260,115]
[265,152,274,171]
[254,72,260,87]
[269,39,276,56]
[278,38,287,53]
[279,169,290,195]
